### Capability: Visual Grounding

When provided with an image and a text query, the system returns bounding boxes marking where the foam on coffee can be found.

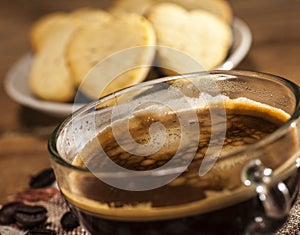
[61,96,298,221]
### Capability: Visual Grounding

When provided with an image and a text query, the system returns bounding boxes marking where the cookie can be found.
[28,16,78,102]
[110,0,232,23]
[66,12,156,99]
[30,9,110,53]
[165,0,232,23]
[29,12,70,52]
[28,8,111,102]
[147,3,232,74]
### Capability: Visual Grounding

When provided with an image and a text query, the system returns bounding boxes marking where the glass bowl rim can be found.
[48,70,300,175]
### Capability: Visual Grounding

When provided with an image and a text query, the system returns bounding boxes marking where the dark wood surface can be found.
[1,0,300,201]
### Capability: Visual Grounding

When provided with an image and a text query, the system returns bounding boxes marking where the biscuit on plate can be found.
[66,13,156,99]
[30,9,110,52]
[29,16,78,102]
[164,0,232,23]
[110,0,232,23]
[29,12,69,52]
[147,3,232,74]
[29,9,111,102]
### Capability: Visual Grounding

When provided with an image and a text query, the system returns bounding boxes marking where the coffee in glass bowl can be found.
[49,71,300,235]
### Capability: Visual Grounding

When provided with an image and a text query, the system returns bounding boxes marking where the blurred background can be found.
[0,0,300,201]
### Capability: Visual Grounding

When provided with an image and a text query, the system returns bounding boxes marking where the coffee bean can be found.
[0,201,24,225]
[15,205,48,228]
[29,168,56,189]
[25,228,57,235]
[60,211,79,231]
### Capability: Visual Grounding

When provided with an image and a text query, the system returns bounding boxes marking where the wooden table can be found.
[1,0,300,202]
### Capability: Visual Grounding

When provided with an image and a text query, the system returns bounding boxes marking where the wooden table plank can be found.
[0,135,51,199]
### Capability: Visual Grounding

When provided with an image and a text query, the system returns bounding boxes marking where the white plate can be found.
[4,17,252,117]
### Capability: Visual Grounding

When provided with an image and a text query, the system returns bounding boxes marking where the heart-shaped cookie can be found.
[110,0,232,23]
[28,9,111,102]
[147,3,232,74]
[29,15,79,102]
[66,12,156,99]
[29,12,70,53]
